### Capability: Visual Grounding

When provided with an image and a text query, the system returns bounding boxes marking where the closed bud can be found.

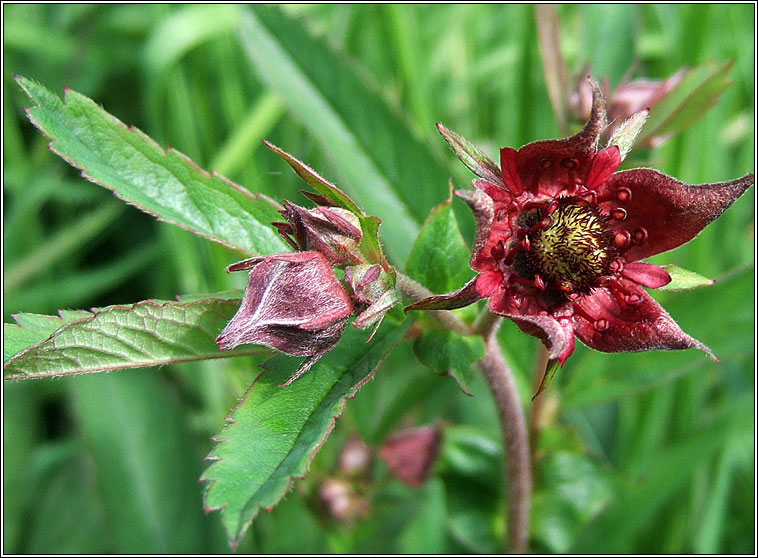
[345,264,400,334]
[216,252,353,385]
[277,201,363,267]
[379,425,442,488]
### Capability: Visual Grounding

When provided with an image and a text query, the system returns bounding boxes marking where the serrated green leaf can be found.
[658,264,715,291]
[201,320,409,546]
[15,75,288,256]
[3,299,269,380]
[238,6,452,263]
[405,195,473,294]
[4,310,91,363]
[637,61,733,145]
[413,329,484,396]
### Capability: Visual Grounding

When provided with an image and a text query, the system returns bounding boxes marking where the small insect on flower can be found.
[407,78,753,368]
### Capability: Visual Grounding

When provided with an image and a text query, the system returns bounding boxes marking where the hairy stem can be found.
[478,313,532,554]
[397,275,531,552]
[529,344,550,463]
[395,273,472,336]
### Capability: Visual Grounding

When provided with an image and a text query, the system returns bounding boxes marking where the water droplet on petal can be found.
[561,157,578,170]
[632,227,648,245]
[616,187,632,203]
[593,318,609,332]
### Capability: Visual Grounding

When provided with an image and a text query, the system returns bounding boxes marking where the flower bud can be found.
[319,478,370,522]
[338,434,373,479]
[216,251,353,385]
[276,201,363,267]
[379,425,442,488]
[345,264,400,334]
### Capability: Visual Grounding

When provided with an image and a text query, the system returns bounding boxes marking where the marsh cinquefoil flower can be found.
[408,80,753,365]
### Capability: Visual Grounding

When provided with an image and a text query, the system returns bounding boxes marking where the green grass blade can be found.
[71,370,207,552]
[238,6,452,263]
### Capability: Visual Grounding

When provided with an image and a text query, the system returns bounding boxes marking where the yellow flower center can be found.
[524,199,616,294]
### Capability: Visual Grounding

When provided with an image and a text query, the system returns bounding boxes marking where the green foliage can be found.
[202,320,409,545]
[637,61,734,147]
[16,76,287,257]
[405,195,474,295]
[3,4,753,554]
[4,299,265,380]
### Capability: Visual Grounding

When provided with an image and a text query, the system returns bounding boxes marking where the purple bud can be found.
[216,252,353,384]
[379,425,442,488]
[279,201,363,267]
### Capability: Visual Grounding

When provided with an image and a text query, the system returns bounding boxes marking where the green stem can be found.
[394,273,472,336]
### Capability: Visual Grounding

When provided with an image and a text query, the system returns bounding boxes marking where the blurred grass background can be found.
[3,4,754,554]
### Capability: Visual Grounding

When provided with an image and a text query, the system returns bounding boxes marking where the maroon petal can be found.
[454,187,495,269]
[599,170,754,262]
[404,278,482,312]
[500,147,524,196]
[514,79,607,196]
[573,278,715,358]
[488,289,576,364]
[586,145,621,189]
[621,262,671,289]
[504,311,576,365]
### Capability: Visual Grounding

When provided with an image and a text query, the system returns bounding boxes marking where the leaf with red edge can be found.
[3,299,264,380]
[436,123,504,188]
[201,319,409,547]
[15,75,288,257]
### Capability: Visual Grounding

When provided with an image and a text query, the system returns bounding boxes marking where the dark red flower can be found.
[216,251,353,385]
[407,79,753,365]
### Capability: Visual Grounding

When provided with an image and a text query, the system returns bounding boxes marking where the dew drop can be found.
[616,187,632,203]
[593,318,609,332]
[539,158,554,169]
[560,157,578,170]
[632,227,648,245]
